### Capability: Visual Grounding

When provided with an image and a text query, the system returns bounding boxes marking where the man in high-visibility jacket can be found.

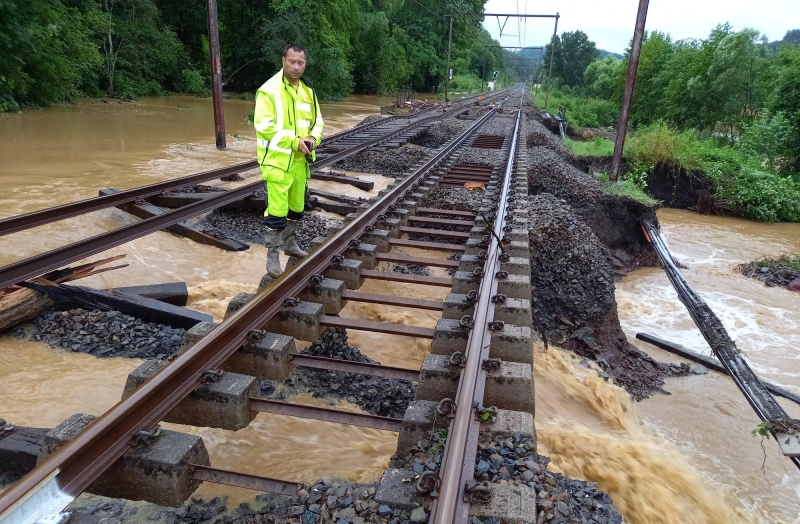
[254,43,324,278]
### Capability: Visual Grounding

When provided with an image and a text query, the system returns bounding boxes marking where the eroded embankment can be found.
[525,119,688,400]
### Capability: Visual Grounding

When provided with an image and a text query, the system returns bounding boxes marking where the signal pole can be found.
[444,14,454,102]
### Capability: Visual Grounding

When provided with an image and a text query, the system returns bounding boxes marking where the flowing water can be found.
[1,100,799,521]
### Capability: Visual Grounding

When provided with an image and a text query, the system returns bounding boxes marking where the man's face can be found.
[282,49,306,81]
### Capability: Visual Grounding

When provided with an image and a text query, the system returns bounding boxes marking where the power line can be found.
[408,0,439,17]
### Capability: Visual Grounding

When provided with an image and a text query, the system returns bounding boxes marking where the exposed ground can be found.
[525,116,689,400]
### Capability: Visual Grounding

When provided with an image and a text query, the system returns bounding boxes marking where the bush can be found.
[531,86,618,128]
[178,69,208,96]
[626,122,800,222]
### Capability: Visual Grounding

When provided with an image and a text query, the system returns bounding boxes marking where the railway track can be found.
[0,88,535,524]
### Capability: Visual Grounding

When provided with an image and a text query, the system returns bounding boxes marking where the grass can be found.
[597,175,661,205]
[530,86,618,128]
[565,137,614,157]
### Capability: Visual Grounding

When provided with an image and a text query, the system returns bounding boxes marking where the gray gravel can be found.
[451,146,506,167]
[358,115,385,126]
[528,119,572,158]
[333,144,434,177]
[10,309,185,359]
[201,209,340,248]
[411,118,472,148]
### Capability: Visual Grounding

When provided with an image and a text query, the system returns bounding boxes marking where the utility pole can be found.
[611,0,650,181]
[544,13,559,111]
[444,14,454,103]
[207,0,226,149]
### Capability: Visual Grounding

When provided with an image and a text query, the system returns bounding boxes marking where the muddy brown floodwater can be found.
[1,99,800,522]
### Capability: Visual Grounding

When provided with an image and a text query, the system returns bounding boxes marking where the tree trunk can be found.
[0,288,54,333]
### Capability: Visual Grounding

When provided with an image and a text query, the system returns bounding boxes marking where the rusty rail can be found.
[430,101,522,524]
[0,88,508,239]
[0,97,509,291]
[0,95,507,524]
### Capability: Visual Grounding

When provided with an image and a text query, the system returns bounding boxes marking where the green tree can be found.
[544,30,599,87]
[764,43,800,175]
[707,28,768,138]
[583,56,621,99]
[0,0,102,110]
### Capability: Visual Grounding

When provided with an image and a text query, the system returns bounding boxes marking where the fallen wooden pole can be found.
[311,171,374,191]
[636,332,800,407]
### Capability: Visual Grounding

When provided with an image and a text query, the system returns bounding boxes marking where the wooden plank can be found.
[27,282,212,330]
[105,282,188,307]
[415,208,476,218]
[0,287,55,332]
[341,290,445,311]
[320,315,436,338]
[361,269,452,287]
[311,172,374,191]
[399,226,471,239]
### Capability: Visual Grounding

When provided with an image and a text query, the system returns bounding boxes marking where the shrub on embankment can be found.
[625,123,800,222]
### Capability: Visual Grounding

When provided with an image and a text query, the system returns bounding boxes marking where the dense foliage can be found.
[532,24,800,222]
[0,0,515,108]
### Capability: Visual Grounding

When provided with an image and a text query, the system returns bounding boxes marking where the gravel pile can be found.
[12,308,185,359]
[69,480,438,524]
[423,187,487,213]
[526,194,687,399]
[274,328,415,419]
[411,119,472,148]
[527,145,657,251]
[475,435,623,524]
[391,433,622,524]
[391,263,431,276]
[359,115,385,126]
[477,119,513,136]
[333,145,434,177]
[527,119,572,158]
[202,209,338,248]
[451,148,506,167]
[737,257,800,290]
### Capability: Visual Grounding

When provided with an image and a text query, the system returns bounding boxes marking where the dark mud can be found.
[526,193,688,400]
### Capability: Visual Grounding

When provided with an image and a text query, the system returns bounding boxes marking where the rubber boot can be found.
[265,227,284,278]
[283,220,308,257]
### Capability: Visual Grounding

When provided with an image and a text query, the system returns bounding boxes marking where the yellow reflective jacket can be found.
[254,69,324,173]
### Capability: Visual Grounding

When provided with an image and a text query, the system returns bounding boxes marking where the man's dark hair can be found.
[282,44,306,57]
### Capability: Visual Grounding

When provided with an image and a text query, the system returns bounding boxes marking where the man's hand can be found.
[299,136,316,155]
[298,139,311,155]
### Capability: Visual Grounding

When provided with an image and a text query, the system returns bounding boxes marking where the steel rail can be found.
[431,99,522,524]
[0,102,489,291]
[0,97,506,524]
[0,118,382,238]
[0,88,509,239]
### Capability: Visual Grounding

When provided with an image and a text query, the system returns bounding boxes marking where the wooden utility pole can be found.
[610,0,650,181]
[444,14,454,102]
[207,0,226,149]
[543,13,559,111]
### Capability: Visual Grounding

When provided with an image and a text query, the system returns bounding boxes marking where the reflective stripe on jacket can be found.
[254,69,324,173]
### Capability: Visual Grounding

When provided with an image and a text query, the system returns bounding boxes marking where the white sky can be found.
[481,0,800,53]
